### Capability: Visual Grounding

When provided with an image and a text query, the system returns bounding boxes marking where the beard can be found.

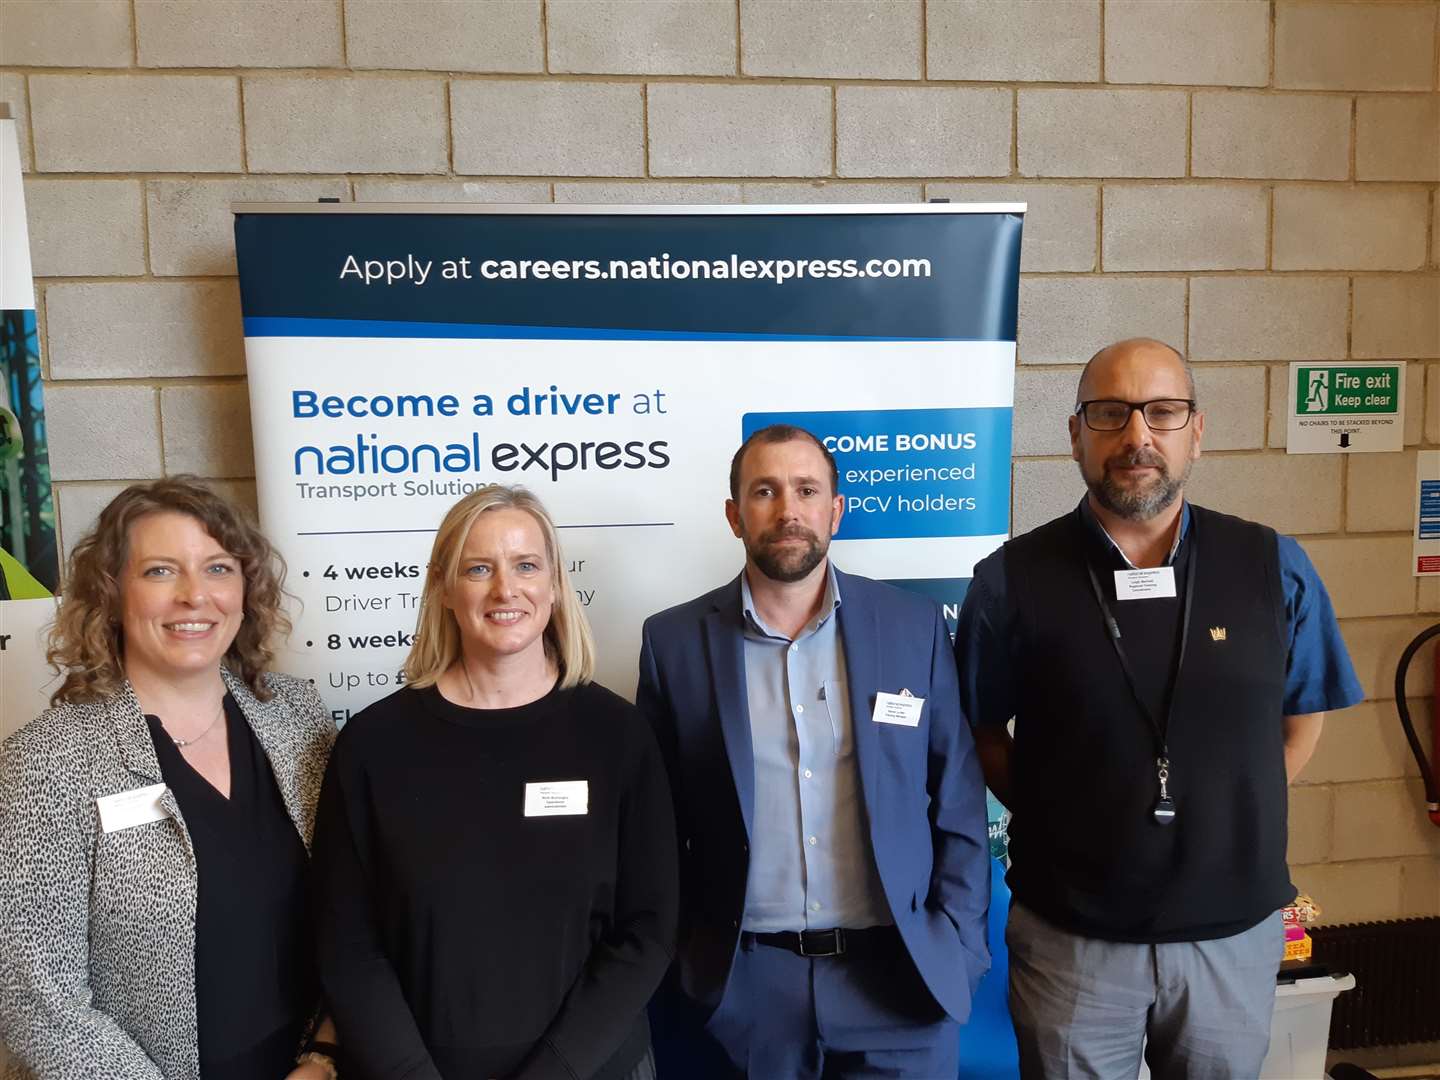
[1089,447,1191,520]
[745,524,828,584]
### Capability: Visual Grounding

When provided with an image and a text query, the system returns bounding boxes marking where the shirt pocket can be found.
[819,679,853,758]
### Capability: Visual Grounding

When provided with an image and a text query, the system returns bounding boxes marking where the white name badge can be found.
[872,691,925,728]
[1114,567,1177,601]
[524,780,589,817]
[96,783,168,833]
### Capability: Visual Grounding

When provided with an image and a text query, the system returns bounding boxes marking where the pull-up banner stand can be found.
[0,109,59,742]
[234,204,1023,722]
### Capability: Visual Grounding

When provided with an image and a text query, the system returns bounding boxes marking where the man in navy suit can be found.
[637,423,990,1078]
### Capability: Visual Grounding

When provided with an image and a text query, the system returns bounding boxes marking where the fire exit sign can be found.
[1288,362,1405,454]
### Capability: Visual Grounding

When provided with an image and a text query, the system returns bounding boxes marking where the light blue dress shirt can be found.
[738,564,892,932]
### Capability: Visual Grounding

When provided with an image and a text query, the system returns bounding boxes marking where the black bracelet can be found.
[305,1039,341,1059]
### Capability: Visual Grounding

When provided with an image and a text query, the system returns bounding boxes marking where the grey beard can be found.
[1090,455,1191,520]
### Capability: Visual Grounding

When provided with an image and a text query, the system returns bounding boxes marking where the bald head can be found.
[1077,338,1195,404]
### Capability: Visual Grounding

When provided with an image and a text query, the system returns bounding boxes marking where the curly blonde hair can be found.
[47,476,290,705]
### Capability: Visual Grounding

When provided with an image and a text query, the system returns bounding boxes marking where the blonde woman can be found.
[312,485,677,1080]
[0,477,338,1079]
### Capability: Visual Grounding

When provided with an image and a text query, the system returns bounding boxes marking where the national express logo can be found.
[287,387,671,482]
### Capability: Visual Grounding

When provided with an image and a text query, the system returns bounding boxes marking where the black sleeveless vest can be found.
[1003,503,1295,942]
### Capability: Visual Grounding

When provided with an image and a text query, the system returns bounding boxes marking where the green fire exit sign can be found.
[1296,365,1401,415]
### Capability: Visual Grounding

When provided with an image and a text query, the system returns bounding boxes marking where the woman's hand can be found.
[289,1013,340,1078]
[285,1059,336,1080]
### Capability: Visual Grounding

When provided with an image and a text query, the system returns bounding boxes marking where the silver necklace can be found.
[169,700,225,749]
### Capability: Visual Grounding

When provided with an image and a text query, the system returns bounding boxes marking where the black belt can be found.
[742,925,896,958]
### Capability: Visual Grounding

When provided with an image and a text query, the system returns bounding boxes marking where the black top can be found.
[1000,505,1293,943]
[145,694,315,1079]
[312,681,679,1080]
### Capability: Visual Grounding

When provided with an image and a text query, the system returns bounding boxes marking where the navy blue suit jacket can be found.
[636,566,991,1025]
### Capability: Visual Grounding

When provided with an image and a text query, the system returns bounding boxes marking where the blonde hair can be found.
[47,476,289,705]
[403,485,595,690]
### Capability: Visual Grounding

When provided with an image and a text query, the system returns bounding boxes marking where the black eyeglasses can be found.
[1075,399,1197,432]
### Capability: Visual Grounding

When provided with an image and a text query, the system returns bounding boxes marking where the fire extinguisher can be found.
[1395,623,1440,827]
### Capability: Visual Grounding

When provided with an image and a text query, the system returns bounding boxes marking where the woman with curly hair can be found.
[0,476,340,1080]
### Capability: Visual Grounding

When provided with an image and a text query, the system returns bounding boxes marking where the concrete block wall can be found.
[4,0,1438,925]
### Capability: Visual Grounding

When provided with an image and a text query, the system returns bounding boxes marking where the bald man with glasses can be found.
[954,338,1362,1079]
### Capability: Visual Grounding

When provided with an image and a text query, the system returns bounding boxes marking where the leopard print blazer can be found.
[0,669,335,1080]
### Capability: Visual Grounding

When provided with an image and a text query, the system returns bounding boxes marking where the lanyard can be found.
[1081,511,1198,825]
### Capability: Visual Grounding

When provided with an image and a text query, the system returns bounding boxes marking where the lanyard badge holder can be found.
[1083,514,1197,827]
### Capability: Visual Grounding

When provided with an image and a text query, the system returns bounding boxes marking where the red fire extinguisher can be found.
[1395,623,1440,827]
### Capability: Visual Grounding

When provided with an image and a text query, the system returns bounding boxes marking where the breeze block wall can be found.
[3,0,1438,927]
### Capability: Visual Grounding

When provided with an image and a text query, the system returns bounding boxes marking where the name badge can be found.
[524,780,589,817]
[872,691,924,728]
[1114,567,1176,601]
[96,783,168,833]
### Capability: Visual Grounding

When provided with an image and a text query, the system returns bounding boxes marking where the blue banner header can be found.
[234,209,1021,342]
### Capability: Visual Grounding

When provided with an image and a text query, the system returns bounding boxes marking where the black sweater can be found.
[312,681,678,1080]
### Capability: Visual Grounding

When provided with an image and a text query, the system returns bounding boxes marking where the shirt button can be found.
[795,704,804,714]
[811,902,822,912]
[803,769,813,779]
[790,644,798,653]
[808,835,818,846]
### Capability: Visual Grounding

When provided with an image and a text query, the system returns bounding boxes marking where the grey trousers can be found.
[1006,902,1285,1080]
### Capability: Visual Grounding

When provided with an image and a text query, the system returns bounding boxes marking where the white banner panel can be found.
[235,205,1023,721]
